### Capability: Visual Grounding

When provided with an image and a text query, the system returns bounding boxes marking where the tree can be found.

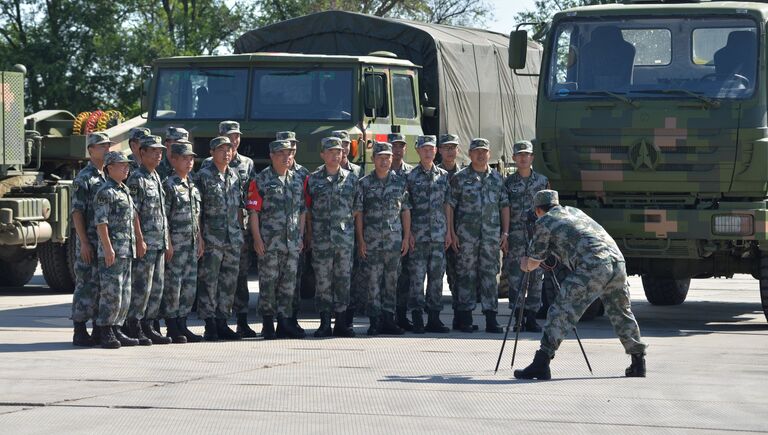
[515,0,618,25]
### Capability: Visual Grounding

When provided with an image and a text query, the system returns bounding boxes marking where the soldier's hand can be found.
[197,239,205,259]
[401,238,409,257]
[358,241,367,259]
[253,237,266,257]
[105,248,116,268]
[444,231,452,251]
[80,240,94,264]
[500,237,509,255]
[451,234,460,253]
[165,243,174,262]
[137,240,147,259]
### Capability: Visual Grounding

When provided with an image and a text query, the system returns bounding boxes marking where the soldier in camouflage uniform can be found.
[127,127,151,168]
[354,141,411,336]
[247,139,306,339]
[200,121,257,338]
[157,126,191,181]
[447,138,510,333]
[388,132,415,331]
[515,190,648,380]
[125,135,173,345]
[70,133,111,346]
[406,135,452,334]
[503,140,550,333]
[196,136,244,341]
[305,137,358,338]
[94,151,140,349]
[161,142,205,343]
[332,130,362,177]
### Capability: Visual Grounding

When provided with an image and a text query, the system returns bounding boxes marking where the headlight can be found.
[712,214,753,236]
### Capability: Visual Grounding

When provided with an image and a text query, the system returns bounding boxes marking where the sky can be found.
[486,0,539,35]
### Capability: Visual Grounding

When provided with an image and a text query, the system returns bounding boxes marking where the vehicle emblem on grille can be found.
[628,139,660,171]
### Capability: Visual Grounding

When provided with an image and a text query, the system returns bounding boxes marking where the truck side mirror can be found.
[422,106,437,118]
[140,66,152,119]
[509,30,528,70]
[364,74,383,118]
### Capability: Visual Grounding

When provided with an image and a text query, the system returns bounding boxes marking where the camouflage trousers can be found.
[292,250,307,314]
[257,248,299,318]
[312,246,353,314]
[408,242,446,312]
[161,236,198,318]
[71,241,100,322]
[366,249,401,316]
[127,249,165,321]
[396,253,411,310]
[349,242,367,312]
[456,241,499,312]
[504,230,543,311]
[197,243,240,320]
[233,230,253,314]
[445,246,458,309]
[541,260,647,357]
[96,257,132,327]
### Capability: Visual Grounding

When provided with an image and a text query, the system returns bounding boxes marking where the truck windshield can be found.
[153,68,248,119]
[547,17,758,101]
[250,68,353,120]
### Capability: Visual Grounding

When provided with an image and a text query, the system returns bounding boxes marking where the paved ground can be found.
[0,269,766,434]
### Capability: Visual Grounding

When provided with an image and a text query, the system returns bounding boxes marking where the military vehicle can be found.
[510,0,768,322]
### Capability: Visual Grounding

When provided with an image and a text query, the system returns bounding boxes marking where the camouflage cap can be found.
[103,150,131,166]
[469,138,490,151]
[170,142,196,156]
[533,189,559,208]
[438,134,460,146]
[513,140,534,155]
[87,132,114,147]
[331,130,351,142]
[209,136,232,150]
[373,141,393,155]
[166,126,191,144]
[270,140,295,153]
[128,127,151,141]
[321,137,343,151]
[276,131,299,142]
[416,135,437,148]
[139,135,166,149]
[388,133,406,144]
[219,120,241,136]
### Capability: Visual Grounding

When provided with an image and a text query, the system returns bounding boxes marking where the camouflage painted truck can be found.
[509,0,768,322]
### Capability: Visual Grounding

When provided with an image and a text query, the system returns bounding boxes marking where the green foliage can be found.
[515,0,618,26]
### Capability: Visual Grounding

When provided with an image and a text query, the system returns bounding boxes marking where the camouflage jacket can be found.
[127,166,168,250]
[156,156,174,181]
[305,166,358,250]
[163,174,202,251]
[71,162,106,244]
[354,171,411,252]
[448,166,510,245]
[406,163,450,243]
[437,162,463,179]
[247,166,305,253]
[529,205,624,271]
[200,152,254,195]
[391,161,414,177]
[342,160,362,178]
[94,178,136,259]
[128,153,140,168]
[504,170,549,232]
[196,164,244,247]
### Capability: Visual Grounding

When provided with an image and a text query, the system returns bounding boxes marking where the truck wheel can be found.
[0,254,38,287]
[759,255,768,323]
[641,276,690,305]
[38,240,76,292]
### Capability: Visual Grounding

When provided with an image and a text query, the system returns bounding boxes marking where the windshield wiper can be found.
[558,90,639,108]
[633,89,720,109]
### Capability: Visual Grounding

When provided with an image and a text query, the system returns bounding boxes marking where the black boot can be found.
[203,318,219,341]
[425,310,450,333]
[261,315,276,340]
[153,319,161,334]
[276,314,305,339]
[127,318,152,346]
[236,313,258,338]
[396,307,413,331]
[452,309,460,330]
[216,318,242,341]
[179,317,203,343]
[626,353,646,377]
[100,325,120,349]
[514,350,552,380]
[380,311,405,335]
[91,324,102,346]
[290,313,305,335]
[345,309,355,328]
[367,316,379,336]
[411,310,425,334]
[72,321,95,347]
[313,312,333,338]
[333,311,355,337]
[523,310,542,332]
[458,310,475,333]
[165,318,187,344]
[484,311,503,333]
[113,325,139,347]
[142,319,172,344]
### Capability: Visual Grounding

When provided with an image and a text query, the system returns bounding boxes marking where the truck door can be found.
[363,67,392,165]
[390,68,422,165]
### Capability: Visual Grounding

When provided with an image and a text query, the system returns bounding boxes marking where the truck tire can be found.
[759,255,768,323]
[537,263,604,322]
[641,276,690,306]
[0,254,38,287]
[38,240,76,292]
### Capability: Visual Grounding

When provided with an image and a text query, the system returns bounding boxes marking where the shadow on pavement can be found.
[379,374,624,385]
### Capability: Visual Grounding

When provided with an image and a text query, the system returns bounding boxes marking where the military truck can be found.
[509,0,768,322]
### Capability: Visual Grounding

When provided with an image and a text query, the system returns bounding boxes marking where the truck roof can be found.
[154,52,419,68]
[562,1,768,17]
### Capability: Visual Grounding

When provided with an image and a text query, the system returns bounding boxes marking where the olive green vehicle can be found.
[510,0,768,321]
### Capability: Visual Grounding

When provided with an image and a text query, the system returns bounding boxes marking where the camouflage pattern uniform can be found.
[389,133,414,323]
[528,191,647,357]
[158,127,191,181]
[196,137,244,320]
[437,134,464,312]
[127,127,151,169]
[94,153,136,327]
[71,161,106,323]
[126,136,169,322]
